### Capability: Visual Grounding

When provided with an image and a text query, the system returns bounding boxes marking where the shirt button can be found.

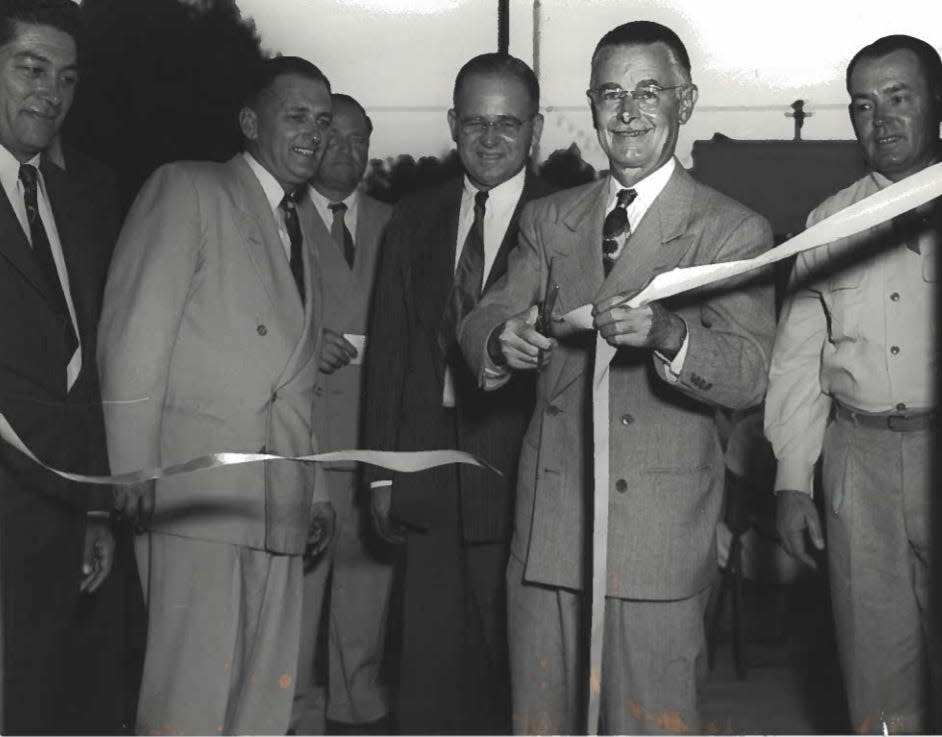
[896,402,907,412]
[615,479,628,493]
[890,345,900,355]
[620,414,634,426]
[546,405,561,416]
[890,292,900,302]
[257,324,268,336]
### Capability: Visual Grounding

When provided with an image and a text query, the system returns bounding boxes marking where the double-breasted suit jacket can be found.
[98,154,326,555]
[460,162,776,598]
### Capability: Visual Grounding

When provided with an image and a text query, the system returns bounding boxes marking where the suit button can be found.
[257,324,268,336]
[546,405,561,416]
[890,292,900,302]
[615,479,628,493]
[896,402,907,411]
[890,345,900,355]
[620,414,634,426]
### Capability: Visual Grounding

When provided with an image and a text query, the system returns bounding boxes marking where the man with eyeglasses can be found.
[363,52,553,733]
[460,22,775,733]
[98,56,336,734]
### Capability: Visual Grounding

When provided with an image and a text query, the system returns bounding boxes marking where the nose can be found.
[616,95,641,123]
[37,75,62,107]
[479,123,501,147]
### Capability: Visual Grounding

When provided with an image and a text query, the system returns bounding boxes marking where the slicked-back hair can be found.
[332,93,373,136]
[846,34,942,108]
[0,0,83,57]
[243,56,331,110]
[453,53,540,115]
[592,20,691,78]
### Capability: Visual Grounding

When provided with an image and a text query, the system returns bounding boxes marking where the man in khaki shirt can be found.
[765,34,939,734]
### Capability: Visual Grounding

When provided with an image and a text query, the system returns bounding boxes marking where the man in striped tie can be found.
[460,21,775,734]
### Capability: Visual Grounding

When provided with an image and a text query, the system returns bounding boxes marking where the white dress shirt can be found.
[0,144,81,389]
[243,151,294,261]
[310,185,359,239]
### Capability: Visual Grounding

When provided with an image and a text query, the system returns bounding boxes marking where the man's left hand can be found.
[304,500,336,568]
[592,298,686,356]
[80,519,116,593]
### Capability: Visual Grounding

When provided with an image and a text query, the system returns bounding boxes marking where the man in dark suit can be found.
[0,0,121,732]
[363,53,551,734]
[460,22,775,734]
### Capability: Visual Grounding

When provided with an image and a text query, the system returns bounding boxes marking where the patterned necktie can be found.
[328,201,355,268]
[19,164,78,358]
[279,189,305,303]
[602,187,638,276]
[439,189,488,355]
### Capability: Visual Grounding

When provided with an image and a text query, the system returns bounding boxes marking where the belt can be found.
[833,402,935,432]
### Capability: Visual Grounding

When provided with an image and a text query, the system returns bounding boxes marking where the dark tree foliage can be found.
[65,0,267,213]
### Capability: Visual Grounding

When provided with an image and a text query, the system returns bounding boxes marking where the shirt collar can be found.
[309,184,358,210]
[607,157,675,207]
[0,144,41,196]
[243,151,289,211]
[462,165,527,207]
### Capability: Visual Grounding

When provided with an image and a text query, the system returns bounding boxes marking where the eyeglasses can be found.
[457,116,532,138]
[586,84,686,111]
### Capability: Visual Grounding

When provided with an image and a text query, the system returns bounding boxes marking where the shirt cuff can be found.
[773,460,816,496]
[370,480,393,489]
[653,320,689,384]
[87,510,111,519]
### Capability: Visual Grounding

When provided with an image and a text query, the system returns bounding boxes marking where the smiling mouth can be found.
[612,128,651,139]
[291,146,317,156]
[875,134,903,146]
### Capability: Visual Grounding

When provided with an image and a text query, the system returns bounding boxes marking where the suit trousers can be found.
[822,415,936,734]
[292,468,394,732]
[135,532,303,736]
[506,552,709,735]
[397,478,511,735]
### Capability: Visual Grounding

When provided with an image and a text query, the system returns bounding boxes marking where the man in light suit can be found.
[0,1,123,731]
[460,22,775,734]
[364,53,551,733]
[292,93,394,734]
[98,56,336,736]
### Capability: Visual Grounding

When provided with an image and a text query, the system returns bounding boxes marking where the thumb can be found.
[806,509,825,550]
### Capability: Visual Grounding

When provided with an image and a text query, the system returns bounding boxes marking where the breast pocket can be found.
[826,270,866,340]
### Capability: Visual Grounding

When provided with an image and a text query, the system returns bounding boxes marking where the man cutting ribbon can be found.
[459,21,775,734]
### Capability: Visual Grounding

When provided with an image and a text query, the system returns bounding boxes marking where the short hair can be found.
[243,56,331,109]
[453,53,540,114]
[332,93,373,136]
[846,35,942,104]
[0,0,84,56]
[592,21,691,79]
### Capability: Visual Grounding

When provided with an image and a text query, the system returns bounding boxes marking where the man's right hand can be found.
[113,480,156,530]
[493,306,555,370]
[776,489,825,570]
[370,484,405,544]
[319,328,358,374]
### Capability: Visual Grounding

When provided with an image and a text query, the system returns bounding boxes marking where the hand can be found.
[592,297,685,355]
[114,481,155,531]
[80,519,115,593]
[370,484,405,544]
[776,490,825,570]
[494,306,555,371]
[319,328,358,374]
[304,501,336,567]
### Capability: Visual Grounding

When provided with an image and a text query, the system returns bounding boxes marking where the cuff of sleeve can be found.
[653,319,690,384]
[773,461,816,496]
[87,510,110,519]
[370,480,393,489]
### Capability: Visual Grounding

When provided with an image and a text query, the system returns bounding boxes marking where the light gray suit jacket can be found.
[98,155,326,555]
[460,162,775,599]
[310,192,392,468]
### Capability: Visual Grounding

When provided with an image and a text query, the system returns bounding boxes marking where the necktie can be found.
[19,164,78,358]
[328,201,355,268]
[279,190,306,303]
[439,189,488,355]
[602,188,638,276]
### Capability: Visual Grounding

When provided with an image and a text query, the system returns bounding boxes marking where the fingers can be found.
[593,305,653,347]
[500,317,555,370]
[805,508,825,551]
[319,329,358,373]
[81,525,116,593]
[776,490,824,570]
[370,486,405,544]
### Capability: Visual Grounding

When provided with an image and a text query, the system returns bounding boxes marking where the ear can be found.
[530,112,545,152]
[678,84,699,125]
[239,107,259,141]
[588,93,601,131]
[447,108,458,144]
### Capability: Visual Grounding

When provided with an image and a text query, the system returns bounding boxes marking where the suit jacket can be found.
[310,192,392,467]
[364,173,553,542]
[460,161,775,597]
[0,152,117,731]
[98,154,326,556]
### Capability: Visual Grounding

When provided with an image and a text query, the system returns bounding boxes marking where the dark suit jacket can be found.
[0,151,118,732]
[364,172,553,543]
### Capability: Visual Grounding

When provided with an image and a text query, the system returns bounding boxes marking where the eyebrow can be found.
[12,50,77,72]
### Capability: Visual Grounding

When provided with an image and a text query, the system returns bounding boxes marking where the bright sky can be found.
[235,0,942,164]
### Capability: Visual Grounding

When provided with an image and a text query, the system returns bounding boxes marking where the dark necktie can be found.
[439,189,488,355]
[19,164,78,358]
[602,187,638,276]
[328,201,355,268]
[279,190,306,303]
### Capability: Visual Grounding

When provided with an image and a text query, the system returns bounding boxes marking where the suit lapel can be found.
[0,178,52,308]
